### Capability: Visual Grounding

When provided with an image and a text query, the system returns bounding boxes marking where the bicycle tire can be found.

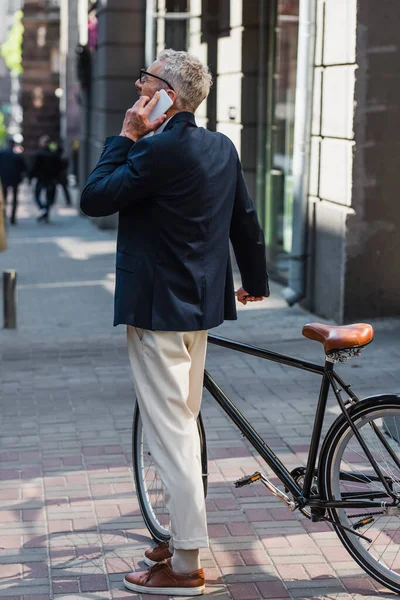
[132,402,208,543]
[319,396,400,594]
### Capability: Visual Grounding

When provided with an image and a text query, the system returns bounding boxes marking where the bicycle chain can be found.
[348,511,384,519]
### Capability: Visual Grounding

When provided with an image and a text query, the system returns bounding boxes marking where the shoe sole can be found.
[124,577,205,595]
[143,555,158,567]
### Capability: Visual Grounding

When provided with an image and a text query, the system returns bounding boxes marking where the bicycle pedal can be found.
[234,472,261,488]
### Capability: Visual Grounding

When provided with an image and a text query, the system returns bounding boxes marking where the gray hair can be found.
[157,49,213,112]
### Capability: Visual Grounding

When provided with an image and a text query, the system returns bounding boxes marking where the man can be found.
[29,135,61,222]
[81,49,269,596]
[0,181,6,251]
[55,142,72,206]
[0,138,26,225]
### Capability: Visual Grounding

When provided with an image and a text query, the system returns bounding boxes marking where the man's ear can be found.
[167,90,177,105]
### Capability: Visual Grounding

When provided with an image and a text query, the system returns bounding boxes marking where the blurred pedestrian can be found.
[29,135,61,222]
[81,50,269,596]
[0,180,7,251]
[56,142,72,206]
[0,137,26,225]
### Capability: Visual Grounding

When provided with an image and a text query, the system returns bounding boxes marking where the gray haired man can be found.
[81,49,269,596]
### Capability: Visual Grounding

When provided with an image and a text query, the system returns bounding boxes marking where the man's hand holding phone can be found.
[119,90,172,142]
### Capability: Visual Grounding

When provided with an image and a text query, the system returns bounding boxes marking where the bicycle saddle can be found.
[302,323,374,354]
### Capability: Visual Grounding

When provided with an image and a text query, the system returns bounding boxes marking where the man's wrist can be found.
[119,132,138,143]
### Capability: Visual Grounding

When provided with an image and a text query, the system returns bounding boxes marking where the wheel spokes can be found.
[332,409,400,581]
[140,430,170,533]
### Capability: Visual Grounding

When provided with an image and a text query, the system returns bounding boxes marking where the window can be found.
[265,0,300,281]
[45,0,60,10]
[165,0,188,50]
[146,0,194,64]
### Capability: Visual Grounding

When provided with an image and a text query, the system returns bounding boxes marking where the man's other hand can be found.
[236,287,266,305]
[119,92,167,142]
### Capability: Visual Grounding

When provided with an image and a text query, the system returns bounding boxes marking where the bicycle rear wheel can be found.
[132,402,208,543]
[320,397,400,594]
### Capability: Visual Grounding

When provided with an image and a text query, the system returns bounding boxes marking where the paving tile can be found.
[0,536,22,549]
[227,522,255,536]
[2,191,400,600]
[213,551,244,567]
[275,565,309,581]
[256,580,290,598]
[22,563,49,578]
[80,574,108,592]
[0,586,50,597]
[228,583,261,599]
[303,564,336,579]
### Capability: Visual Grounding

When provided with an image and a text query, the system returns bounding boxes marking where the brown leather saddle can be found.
[302,323,374,354]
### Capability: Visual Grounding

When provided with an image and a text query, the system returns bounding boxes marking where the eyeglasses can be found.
[140,69,175,91]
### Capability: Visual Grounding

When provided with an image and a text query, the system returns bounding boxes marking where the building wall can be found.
[78,0,146,228]
[88,0,145,170]
[59,0,80,169]
[308,0,400,321]
[307,0,356,321]
[73,0,400,319]
[345,0,400,320]
[78,0,266,223]
[186,0,208,129]
[187,0,267,201]
[21,0,61,156]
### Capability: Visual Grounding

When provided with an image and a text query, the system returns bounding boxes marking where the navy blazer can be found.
[81,112,269,331]
[0,148,26,187]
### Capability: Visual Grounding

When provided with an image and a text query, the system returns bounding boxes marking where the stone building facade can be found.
[306,0,400,321]
[21,0,60,156]
[72,0,400,322]
[59,0,80,174]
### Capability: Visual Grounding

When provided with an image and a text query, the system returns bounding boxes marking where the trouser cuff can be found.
[170,536,209,550]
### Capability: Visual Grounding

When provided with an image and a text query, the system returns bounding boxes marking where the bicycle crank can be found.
[285,467,319,518]
[235,471,297,511]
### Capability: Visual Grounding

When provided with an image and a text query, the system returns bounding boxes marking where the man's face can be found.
[135,60,165,98]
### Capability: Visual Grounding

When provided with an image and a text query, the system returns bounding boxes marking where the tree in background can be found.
[0,112,6,146]
[1,10,24,76]
[1,10,24,143]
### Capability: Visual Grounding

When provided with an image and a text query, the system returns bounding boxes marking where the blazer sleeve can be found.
[80,136,154,217]
[230,159,269,297]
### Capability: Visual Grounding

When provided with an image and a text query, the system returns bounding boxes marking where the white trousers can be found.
[127,326,209,550]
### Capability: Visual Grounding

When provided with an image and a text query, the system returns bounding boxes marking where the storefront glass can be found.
[265,0,299,281]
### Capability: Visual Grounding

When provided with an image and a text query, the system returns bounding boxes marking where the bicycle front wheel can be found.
[320,396,400,594]
[132,402,208,543]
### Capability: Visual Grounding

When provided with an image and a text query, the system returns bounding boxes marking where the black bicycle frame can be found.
[206,334,395,510]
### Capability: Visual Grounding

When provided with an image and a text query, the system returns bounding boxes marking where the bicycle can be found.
[132,321,400,594]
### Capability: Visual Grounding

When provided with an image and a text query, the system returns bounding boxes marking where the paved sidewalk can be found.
[1,186,400,599]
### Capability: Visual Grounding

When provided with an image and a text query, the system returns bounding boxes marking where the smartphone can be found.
[148,89,173,122]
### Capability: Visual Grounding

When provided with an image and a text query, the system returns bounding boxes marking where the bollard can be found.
[3,270,17,329]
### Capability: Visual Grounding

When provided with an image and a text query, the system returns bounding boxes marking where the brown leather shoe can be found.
[143,541,173,567]
[124,560,205,596]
